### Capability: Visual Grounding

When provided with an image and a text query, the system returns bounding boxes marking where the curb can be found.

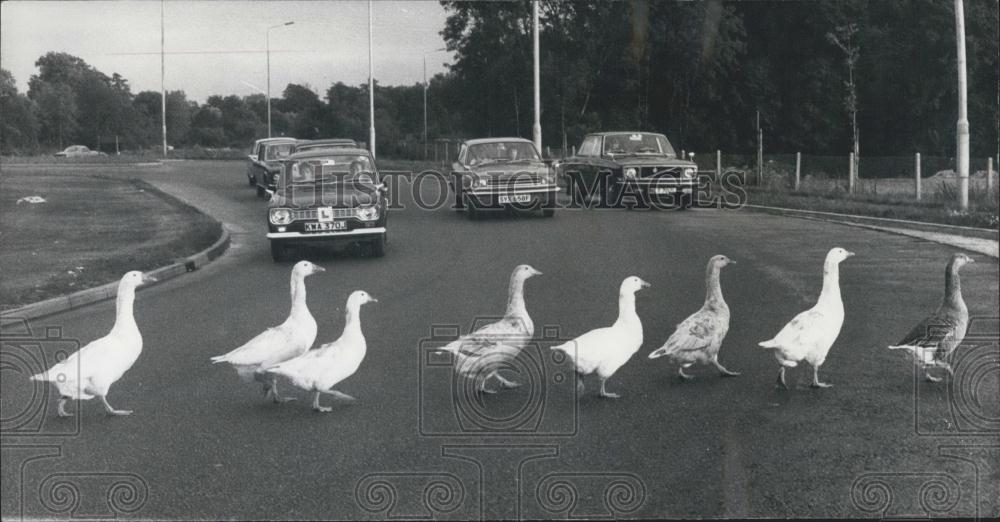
[743,204,999,258]
[0,226,231,322]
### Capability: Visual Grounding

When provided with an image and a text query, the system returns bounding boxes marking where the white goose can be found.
[648,255,740,379]
[266,290,377,412]
[552,276,650,399]
[758,247,854,389]
[31,270,157,417]
[438,264,541,393]
[210,260,324,402]
[889,253,973,382]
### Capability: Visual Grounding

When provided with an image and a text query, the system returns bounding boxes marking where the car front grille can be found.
[290,208,355,221]
[485,173,544,186]
[639,166,683,178]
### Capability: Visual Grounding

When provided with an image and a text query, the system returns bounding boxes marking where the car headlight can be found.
[624,167,637,179]
[269,208,292,225]
[355,206,379,221]
[541,170,555,184]
[682,168,695,179]
[474,175,488,187]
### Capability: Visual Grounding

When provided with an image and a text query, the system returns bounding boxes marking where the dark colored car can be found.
[292,138,358,154]
[557,131,699,209]
[251,138,297,198]
[266,148,388,261]
[449,138,559,219]
[247,137,296,187]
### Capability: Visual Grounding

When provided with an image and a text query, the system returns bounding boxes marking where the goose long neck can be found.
[289,273,309,316]
[112,282,137,330]
[943,263,964,308]
[817,258,842,305]
[616,291,639,324]
[343,301,363,335]
[504,275,527,318]
[704,265,725,307]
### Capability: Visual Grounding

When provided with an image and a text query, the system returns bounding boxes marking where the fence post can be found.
[988,156,994,193]
[848,152,856,193]
[715,150,722,178]
[915,152,922,201]
[794,152,801,191]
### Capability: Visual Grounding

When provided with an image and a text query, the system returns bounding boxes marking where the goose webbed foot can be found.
[810,366,832,388]
[57,398,74,418]
[312,392,332,413]
[598,378,620,399]
[776,367,788,390]
[678,366,694,380]
[495,373,521,389]
[100,396,132,416]
[925,371,943,383]
[713,359,741,377]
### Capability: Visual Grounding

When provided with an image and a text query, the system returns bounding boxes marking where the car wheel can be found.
[370,235,386,257]
[270,240,289,262]
[248,174,256,187]
[542,194,556,217]
[678,193,693,210]
[454,181,466,211]
[256,185,265,198]
[466,198,480,220]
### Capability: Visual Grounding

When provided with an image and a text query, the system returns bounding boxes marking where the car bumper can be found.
[267,227,386,240]
[467,186,560,195]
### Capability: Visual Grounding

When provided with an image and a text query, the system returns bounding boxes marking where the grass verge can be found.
[0,170,221,310]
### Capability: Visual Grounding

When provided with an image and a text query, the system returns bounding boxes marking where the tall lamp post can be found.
[368,0,376,157]
[531,0,542,153]
[423,47,447,159]
[954,0,969,211]
[266,21,295,138]
[161,0,167,156]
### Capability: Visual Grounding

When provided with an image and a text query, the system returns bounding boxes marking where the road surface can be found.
[2,160,997,519]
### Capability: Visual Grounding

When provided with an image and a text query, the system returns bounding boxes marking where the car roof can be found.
[256,137,297,145]
[296,138,357,145]
[586,131,667,138]
[284,147,372,161]
[462,137,535,146]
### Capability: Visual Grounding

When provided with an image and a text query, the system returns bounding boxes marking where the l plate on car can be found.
[305,221,346,232]
[317,207,335,222]
[498,194,531,204]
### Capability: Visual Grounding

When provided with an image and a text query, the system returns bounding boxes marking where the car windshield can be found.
[602,133,675,156]
[265,144,295,160]
[466,142,540,165]
[281,155,377,190]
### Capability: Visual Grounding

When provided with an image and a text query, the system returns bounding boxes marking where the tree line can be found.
[1,0,996,158]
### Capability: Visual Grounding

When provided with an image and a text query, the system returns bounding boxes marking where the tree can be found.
[0,69,40,153]
[827,23,861,179]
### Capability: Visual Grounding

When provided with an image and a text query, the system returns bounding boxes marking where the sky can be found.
[0,0,456,102]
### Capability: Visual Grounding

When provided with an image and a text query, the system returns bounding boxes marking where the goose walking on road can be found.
[31,271,157,417]
[266,291,377,412]
[649,255,739,379]
[888,253,973,382]
[758,247,854,389]
[210,260,324,402]
[552,276,650,399]
[438,265,541,393]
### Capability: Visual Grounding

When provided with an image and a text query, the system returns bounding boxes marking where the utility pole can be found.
[954,0,970,210]
[161,0,167,156]
[423,48,446,159]
[368,0,376,158]
[531,0,542,153]
[266,21,294,138]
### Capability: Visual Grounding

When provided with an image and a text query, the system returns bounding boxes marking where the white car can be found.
[54,145,105,158]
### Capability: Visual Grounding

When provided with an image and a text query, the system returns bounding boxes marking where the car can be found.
[557,131,699,209]
[292,138,358,154]
[449,137,559,219]
[54,145,105,157]
[266,148,388,261]
[250,138,298,198]
[247,137,296,187]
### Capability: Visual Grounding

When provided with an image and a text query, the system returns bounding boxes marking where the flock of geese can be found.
[30,249,976,415]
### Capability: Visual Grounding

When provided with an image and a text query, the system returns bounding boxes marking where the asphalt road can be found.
[2,160,998,519]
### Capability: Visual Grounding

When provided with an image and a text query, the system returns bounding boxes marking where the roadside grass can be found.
[0,170,221,310]
[741,170,999,229]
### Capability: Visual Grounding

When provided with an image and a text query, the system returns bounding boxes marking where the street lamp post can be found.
[954,0,970,211]
[161,0,167,156]
[266,21,295,138]
[368,0,376,157]
[532,0,542,153]
[423,47,446,159]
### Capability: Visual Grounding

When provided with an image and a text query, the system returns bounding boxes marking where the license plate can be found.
[653,187,672,195]
[305,221,346,232]
[498,194,531,204]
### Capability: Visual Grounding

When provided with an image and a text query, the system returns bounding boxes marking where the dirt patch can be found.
[0,170,221,309]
